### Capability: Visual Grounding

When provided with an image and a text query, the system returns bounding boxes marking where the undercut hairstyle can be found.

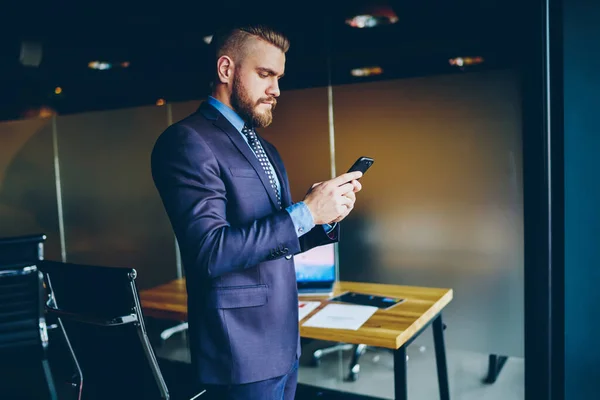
[208,23,290,91]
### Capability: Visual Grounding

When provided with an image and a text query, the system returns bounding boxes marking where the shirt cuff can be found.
[286,201,315,237]
[324,222,338,239]
[323,223,336,233]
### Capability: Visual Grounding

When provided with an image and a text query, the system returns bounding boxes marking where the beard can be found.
[231,74,277,128]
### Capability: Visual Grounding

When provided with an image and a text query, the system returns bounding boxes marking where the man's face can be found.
[230,38,285,128]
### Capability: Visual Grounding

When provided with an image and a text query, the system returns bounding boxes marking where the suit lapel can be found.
[200,102,281,209]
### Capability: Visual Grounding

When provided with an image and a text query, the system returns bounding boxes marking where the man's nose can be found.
[267,79,280,97]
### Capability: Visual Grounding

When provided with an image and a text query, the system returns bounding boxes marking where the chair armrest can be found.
[189,389,207,399]
[46,305,138,326]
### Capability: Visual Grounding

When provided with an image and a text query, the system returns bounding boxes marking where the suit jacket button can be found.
[285,255,292,260]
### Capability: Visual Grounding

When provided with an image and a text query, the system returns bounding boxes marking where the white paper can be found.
[298,301,321,321]
[301,303,378,330]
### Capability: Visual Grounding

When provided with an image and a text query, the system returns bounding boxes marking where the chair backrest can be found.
[0,265,47,353]
[0,234,47,353]
[0,234,59,400]
[39,260,170,400]
[0,233,46,268]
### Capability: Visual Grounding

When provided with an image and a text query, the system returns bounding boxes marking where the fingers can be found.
[340,195,353,207]
[329,171,363,186]
[332,199,353,223]
[331,178,362,196]
[344,190,356,202]
[334,182,356,196]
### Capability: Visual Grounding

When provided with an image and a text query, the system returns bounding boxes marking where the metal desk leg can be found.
[394,345,408,400]
[433,314,450,400]
[483,354,509,384]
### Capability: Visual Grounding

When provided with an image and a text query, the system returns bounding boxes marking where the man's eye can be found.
[259,73,269,78]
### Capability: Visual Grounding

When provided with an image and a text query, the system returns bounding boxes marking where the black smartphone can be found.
[330,291,405,310]
[347,156,374,176]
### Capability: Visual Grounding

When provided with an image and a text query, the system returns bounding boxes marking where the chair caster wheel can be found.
[346,364,360,381]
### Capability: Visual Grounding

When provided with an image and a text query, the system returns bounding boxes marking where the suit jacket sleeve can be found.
[151,124,304,279]
[299,222,339,253]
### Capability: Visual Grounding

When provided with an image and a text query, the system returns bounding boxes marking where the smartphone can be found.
[330,291,405,310]
[347,156,374,176]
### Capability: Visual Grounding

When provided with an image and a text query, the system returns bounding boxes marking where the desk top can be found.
[140,279,453,350]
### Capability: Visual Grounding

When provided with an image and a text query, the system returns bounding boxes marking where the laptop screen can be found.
[294,243,336,291]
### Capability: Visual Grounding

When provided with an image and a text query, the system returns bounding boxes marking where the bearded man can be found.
[151,22,362,400]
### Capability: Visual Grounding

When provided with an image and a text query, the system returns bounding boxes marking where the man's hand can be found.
[303,171,363,225]
[329,179,361,223]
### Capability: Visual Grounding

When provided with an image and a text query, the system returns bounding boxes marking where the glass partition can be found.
[56,106,176,290]
[0,117,62,261]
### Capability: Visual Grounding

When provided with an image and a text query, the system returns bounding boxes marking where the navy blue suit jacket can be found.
[151,101,339,384]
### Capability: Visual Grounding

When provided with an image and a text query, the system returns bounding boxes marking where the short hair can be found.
[208,23,290,91]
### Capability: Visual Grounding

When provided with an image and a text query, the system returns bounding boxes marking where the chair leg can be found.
[346,344,367,381]
[160,322,189,342]
[57,318,84,400]
[311,343,354,366]
[41,359,58,400]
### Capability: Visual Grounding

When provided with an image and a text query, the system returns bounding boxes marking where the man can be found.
[151,22,362,399]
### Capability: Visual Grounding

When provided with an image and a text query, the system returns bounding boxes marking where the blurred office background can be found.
[0,1,526,399]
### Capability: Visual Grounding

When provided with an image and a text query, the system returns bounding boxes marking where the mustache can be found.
[257,97,277,108]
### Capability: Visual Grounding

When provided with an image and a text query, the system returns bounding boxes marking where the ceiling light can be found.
[54,86,62,95]
[88,61,112,70]
[87,60,130,70]
[345,4,398,28]
[203,35,213,45]
[156,98,166,106]
[351,66,383,77]
[449,56,484,68]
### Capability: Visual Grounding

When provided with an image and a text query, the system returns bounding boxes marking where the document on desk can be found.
[298,301,321,321]
[302,304,378,330]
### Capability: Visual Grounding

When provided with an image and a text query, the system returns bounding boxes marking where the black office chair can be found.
[0,234,81,399]
[0,234,57,399]
[39,259,206,400]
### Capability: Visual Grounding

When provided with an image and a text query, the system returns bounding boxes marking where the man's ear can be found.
[216,56,234,84]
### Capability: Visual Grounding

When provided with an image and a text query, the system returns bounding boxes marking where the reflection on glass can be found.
[0,117,62,261]
[56,106,176,290]
[334,69,524,358]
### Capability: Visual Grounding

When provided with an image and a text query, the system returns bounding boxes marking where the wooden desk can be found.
[141,279,453,400]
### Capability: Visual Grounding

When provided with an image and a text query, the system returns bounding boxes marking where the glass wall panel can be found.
[0,117,62,260]
[170,100,202,126]
[329,69,523,398]
[56,106,176,290]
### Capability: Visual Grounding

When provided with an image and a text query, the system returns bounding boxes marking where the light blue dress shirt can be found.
[207,96,334,237]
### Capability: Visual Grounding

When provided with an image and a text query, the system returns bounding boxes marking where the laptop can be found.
[294,243,336,297]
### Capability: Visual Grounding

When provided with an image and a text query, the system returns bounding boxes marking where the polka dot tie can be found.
[241,124,282,208]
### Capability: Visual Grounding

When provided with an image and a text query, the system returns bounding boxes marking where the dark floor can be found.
[158,357,381,400]
[150,317,524,400]
[12,317,521,400]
